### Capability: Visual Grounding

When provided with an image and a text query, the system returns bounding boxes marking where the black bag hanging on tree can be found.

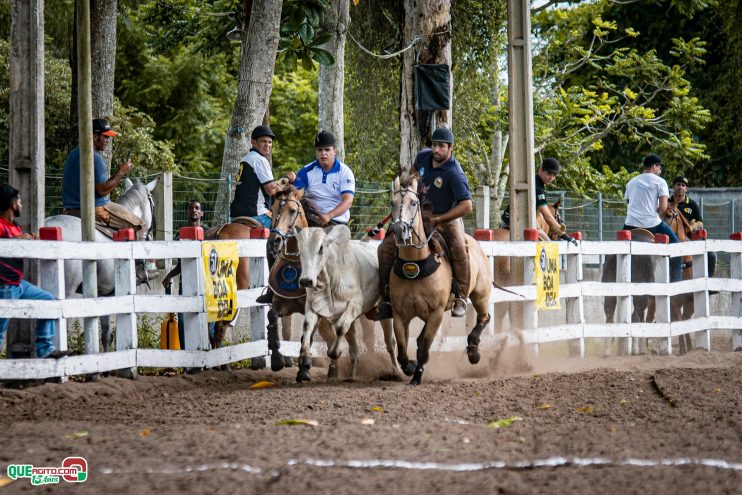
[414,64,451,111]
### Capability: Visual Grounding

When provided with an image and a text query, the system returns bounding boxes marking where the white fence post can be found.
[616,234,632,355]
[693,240,710,351]
[37,229,67,362]
[731,247,742,351]
[249,251,268,363]
[566,238,584,357]
[180,234,209,352]
[114,231,138,378]
[652,239,671,355]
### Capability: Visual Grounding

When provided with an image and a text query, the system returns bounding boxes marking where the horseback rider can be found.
[623,153,682,283]
[670,175,716,277]
[255,130,354,304]
[62,119,146,238]
[376,127,471,320]
[229,125,293,228]
[500,158,573,242]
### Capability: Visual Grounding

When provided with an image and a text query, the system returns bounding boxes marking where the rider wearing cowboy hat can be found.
[375,127,471,320]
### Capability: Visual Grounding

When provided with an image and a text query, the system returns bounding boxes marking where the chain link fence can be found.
[2,166,740,243]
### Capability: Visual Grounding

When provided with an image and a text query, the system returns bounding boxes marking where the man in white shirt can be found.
[623,153,681,282]
[292,131,355,225]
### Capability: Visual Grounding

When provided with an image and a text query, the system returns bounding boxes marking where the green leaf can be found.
[310,47,335,66]
[310,32,333,47]
[299,22,315,44]
[301,53,316,71]
[487,416,523,428]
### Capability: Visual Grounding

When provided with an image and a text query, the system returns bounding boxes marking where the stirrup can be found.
[452,297,467,317]
[374,301,393,321]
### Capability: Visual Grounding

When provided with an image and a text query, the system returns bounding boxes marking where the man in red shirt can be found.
[0,184,67,358]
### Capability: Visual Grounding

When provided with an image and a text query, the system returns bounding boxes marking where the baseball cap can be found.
[642,153,662,168]
[92,118,118,137]
[673,176,689,186]
[431,127,454,144]
[541,157,561,174]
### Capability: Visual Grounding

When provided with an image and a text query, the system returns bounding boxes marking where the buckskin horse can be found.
[266,186,396,379]
[388,175,493,385]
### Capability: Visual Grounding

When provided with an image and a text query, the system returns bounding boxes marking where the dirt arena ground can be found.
[1,337,740,494]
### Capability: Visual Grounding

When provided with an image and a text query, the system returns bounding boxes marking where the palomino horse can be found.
[665,203,695,354]
[44,178,157,352]
[266,186,395,379]
[389,175,492,385]
[490,199,566,331]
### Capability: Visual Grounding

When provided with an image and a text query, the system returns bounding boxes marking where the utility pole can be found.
[7,0,45,358]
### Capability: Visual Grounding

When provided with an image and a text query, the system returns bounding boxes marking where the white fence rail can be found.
[1,236,741,380]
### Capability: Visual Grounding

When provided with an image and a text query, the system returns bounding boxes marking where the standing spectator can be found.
[0,184,67,358]
[671,175,716,277]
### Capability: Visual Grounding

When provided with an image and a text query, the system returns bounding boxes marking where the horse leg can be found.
[466,284,491,364]
[100,316,112,353]
[358,316,376,354]
[281,315,294,367]
[380,318,397,371]
[267,307,285,372]
[411,311,445,385]
[296,310,319,383]
[393,314,415,377]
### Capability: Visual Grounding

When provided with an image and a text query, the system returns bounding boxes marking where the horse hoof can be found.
[271,354,285,372]
[402,361,416,377]
[411,366,424,384]
[466,345,481,364]
[296,369,311,383]
[283,356,294,368]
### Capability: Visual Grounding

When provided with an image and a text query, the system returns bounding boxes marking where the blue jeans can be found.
[250,214,272,229]
[0,280,56,357]
[623,222,682,283]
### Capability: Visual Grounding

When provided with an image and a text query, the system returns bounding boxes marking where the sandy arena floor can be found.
[1,337,741,494]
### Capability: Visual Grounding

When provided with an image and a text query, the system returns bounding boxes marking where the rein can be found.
[392,187,436,249]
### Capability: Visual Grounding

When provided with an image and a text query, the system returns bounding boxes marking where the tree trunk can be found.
[214,0,282,224]
[318,0,349,161]
[400,0,452,175]
[69,0,118,170]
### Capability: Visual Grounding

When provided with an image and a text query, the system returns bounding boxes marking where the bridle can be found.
[270,197,304,257]
[391,186,435,249]
[145,189,156,241]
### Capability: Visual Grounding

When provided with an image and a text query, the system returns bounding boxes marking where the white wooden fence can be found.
[1,235,741,380]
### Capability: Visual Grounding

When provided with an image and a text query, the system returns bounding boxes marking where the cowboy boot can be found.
[450,243,470,318]
[374,237,396,321]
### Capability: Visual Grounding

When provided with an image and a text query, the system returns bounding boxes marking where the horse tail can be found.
[492,281,525,298]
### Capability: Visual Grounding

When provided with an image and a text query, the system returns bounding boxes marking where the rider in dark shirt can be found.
[671,175,715,277]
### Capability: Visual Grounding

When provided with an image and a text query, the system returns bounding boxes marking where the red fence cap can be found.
[690,229,708,241]
[473,229,494,241]
[730,232,742,241]
[179,226,204,240]
[616,230,632,241]
[39,226,62,241]
[654,233,669,244]
[570,231,583,241]
[113,228,135,242]
[523,228,539,241]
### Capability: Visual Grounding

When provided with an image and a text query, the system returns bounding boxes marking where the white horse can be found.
[44,178,157,351]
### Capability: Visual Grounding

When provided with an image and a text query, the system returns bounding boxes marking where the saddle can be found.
[204,217,264,240]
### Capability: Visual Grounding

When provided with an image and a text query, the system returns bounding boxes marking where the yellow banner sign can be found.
[535,242,560,310]
[202,241,238,322]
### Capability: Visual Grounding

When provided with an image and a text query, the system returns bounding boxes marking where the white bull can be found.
[294,225,395,382]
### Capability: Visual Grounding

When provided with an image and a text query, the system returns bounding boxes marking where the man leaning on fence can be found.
[0,184,68,359]
[671,174,716,277]
[623,154,682,283]
[61,118,145,238]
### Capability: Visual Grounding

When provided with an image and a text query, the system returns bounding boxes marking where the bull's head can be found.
[295,225,350,289]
